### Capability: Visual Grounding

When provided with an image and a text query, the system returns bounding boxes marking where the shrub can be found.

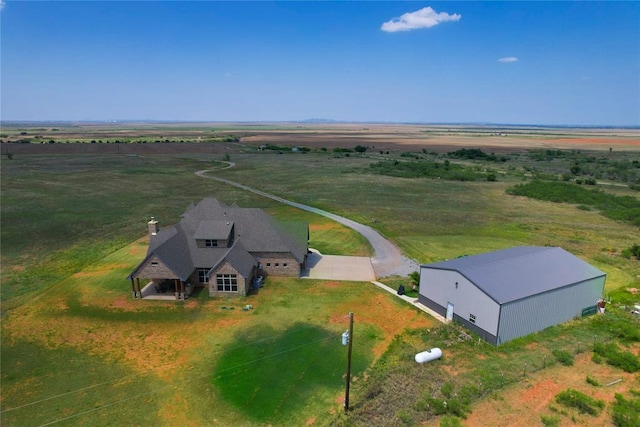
[409,271,420,290]
[585,375,600,386]
[354,145,367,153]
[440,416,464,427]
[395,409,412,424]
[506,181,640,226]
[590,314,640,342]
[621,244,640,260]
[555,388,604,415]
[441,382,454,398]
[593,343,640,373]
[552,349,574,366]
[540,415,560,427]
[611,392,640,427]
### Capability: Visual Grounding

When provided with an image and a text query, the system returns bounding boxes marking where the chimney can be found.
[148,217,159,236]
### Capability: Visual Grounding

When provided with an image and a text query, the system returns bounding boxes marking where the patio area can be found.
[139,279,193,300]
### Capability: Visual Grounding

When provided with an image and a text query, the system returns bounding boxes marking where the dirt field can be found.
[463,347,639,427]
[2,123,638,155]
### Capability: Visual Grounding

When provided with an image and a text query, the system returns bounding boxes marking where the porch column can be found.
[180,281,185,300]
[131,278,137,298]
[136,278,141,298]
[174,279,179,300]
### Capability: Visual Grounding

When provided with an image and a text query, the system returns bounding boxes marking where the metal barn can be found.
[418,246,606,345]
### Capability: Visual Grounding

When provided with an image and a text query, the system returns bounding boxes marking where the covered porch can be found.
[129,277,192,300]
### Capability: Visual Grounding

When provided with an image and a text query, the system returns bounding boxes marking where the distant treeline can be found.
[507,181,640,226]
[1,135,240,144]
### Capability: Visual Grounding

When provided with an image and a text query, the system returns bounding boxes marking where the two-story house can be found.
[127,198,309,299]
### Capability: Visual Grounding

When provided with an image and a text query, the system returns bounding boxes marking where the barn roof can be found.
[422,246,606,304]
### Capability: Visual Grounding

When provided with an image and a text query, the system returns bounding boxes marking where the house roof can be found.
[208,241,257,279]
[193,220,234,240]
[422,246,606,304]
[129,198,307,281]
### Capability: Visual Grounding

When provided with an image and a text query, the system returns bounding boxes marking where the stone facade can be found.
[136,254,178,279]
[208,260,253,297]
[256,252,302,277]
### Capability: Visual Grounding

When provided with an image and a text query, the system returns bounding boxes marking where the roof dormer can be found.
[193,220,234,248]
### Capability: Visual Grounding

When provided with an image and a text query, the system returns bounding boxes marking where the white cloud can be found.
[381,6,461,32]
[498,57,518,63]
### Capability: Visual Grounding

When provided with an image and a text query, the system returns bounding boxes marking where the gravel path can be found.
[195,169,420,278]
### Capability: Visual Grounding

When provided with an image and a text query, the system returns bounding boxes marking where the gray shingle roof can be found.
[129,198,307,281]
[422,246,606,304]
[193,220,234,240]
[208,241,257,279]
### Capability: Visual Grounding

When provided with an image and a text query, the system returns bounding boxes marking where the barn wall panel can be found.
[420,267,500,336]
[497,276,605,344]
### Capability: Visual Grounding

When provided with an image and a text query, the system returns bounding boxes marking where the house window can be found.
[266,262,271,267]
[275,263,279,267]
[216,274,238,292]
[469,314,476,324]
[205,239,217,247]
[151,261,158,266]
[197,268,209,283]
[283,263,287,267]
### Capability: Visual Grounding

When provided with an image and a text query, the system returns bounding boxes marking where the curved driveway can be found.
[195,169,419,278]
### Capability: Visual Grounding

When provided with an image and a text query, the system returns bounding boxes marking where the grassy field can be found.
[2,238,431,426]
[1,124,639,425]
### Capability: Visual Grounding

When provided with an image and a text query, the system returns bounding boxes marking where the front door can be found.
[446,302,454,322]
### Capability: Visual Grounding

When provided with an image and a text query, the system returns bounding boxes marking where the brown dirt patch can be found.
[463,348,640,427]
[329,294,434,359]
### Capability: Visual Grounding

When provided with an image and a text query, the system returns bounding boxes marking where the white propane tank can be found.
[415,348,443,364]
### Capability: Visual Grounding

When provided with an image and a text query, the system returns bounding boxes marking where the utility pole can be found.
[344,311,354,412]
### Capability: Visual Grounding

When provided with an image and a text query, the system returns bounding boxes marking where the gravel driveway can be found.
[196,170,420,279]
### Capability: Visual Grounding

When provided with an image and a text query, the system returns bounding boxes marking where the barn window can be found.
[469,314,476,324]
[216,274,238,292]
[205,239,218,247]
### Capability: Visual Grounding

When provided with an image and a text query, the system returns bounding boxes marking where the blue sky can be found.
[1,1,639,125]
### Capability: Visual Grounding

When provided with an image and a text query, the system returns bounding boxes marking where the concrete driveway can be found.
[302,250,376,281]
